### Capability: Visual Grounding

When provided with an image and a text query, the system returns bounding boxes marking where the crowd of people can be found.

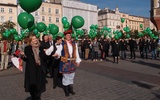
[0,32,159,99]
[0,29,81,100]
[80,36,160,63]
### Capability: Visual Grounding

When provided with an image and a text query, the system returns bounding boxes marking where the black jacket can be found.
[23,46,46,92]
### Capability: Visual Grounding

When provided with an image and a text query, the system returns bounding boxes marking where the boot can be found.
[113,57,115,63]
[68,85,75,95]
[63,86,69,97]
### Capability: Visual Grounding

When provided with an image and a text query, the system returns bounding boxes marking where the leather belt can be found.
[67,58,75,60]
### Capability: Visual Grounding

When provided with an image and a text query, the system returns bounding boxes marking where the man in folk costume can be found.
[0,38,10,71]
[58,29,81,97]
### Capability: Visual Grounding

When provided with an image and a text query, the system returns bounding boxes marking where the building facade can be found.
[0,0,17,5]
[17,2,63,33]
[150,0,160,32]
[127,15,144,31]
[0,0,17,29]
[98,7,121,32]
[61,0,98,31]
[98,7,156,33]
[48,0,80,3]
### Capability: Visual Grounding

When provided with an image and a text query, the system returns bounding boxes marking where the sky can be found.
[80,0,150,17]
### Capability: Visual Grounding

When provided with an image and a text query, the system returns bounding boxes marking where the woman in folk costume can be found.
[21,35,46,100]
[58,29,81,97]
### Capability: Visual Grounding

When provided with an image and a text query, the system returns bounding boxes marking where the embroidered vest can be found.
[61,40,76,62]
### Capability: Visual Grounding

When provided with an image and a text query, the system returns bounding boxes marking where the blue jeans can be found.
[151,49,156,59]
[120,50,126,59]
[143,48,148,59]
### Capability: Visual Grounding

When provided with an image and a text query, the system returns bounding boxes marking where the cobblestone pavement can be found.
[0,56,160,100]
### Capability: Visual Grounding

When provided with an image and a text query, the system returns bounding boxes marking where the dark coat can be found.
[102,40,110,51]
[129,39,137,50]
[111,41,119,56]
[142,39,149,50]
[119,41,127,51]
[23,45,46,93]
[150,41,158,50]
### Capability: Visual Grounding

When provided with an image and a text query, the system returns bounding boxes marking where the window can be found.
[1,16,4,22]
[100,22,103,26]
[56,18,59,23]
[1,8,4,12]
[49,17,51,22]
[42,7,44,12]
[20,10,23,13]
[55,9,59,14]
[42,16,45,21]
[35,12,38,16]
[9,8,12,13]
[48,8,51,13]
[9,17,13,21]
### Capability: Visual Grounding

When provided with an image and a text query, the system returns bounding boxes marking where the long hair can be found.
[29,35,39,45]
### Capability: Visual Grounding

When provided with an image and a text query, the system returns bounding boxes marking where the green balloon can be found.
[2,32,6,37]
[138,32,142,37]
[126,34,130,38]
[33,29,38,35]
[140,24,143,28]
[36,33,40,38]
[151,34,155,38]
[107,28,111,33]
[148,31,152,35]
[21,31,26,37]
[109,34,112,38]
[18,12,34,29]
[95,24,98,29]
[155,36,158,39]
[14,35,19,41]
[114,35,119,40]
[58,32,64,38]
[28,24,35,32]
[75,37,78,40]
[19,35,23,40]
[71,33,76,38]
[71,16,84,29]
[90,24,94,29]
[117,32,122,37]
[36,22,47,32]
[123,27,127,32]
[121,18,125,23]
[19,0,42,13]
[62,17,68,24]
[63,22,70,28]
[49,24,59,35]
[10,28,16,34]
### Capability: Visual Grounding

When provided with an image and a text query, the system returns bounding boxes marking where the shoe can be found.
[53,86,56,89]
[45,80,48,83]
[68,85,75,95]
[63,86,69,97]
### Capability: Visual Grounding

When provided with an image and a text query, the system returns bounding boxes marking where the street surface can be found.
[0,55,160,100]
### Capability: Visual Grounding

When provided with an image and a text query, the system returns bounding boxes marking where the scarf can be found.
[31,41,41,66]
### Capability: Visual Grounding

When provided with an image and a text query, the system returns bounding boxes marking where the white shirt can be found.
[64,41,81,63]
[45,42,81,63]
